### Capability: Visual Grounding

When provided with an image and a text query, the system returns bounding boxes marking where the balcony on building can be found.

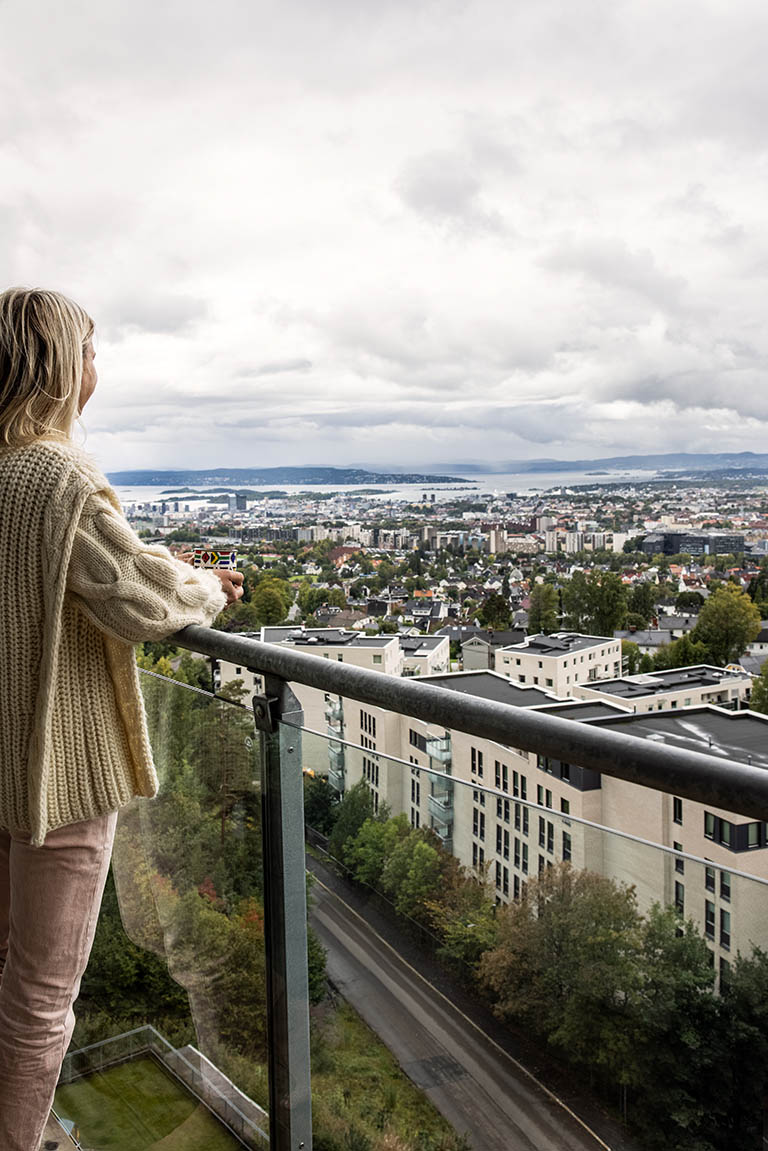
[425,734,452,765]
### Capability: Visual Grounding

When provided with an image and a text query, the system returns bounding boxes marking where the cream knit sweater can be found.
[0,439,228,846]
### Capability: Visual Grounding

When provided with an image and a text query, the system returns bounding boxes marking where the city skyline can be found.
[3,0,768,471]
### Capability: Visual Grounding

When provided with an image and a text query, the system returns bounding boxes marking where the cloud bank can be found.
[1,0,767,470]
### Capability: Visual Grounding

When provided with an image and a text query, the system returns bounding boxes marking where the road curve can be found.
[309,876,612,1151]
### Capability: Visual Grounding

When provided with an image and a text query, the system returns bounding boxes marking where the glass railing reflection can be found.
[54,666,269,1150]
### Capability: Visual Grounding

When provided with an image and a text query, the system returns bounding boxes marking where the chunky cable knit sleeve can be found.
[67,491,229,642]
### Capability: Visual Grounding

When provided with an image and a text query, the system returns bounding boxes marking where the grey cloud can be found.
[395,151,506,234]
[98,293,209,337]
[238,358,313,378]
[542,237,686,310]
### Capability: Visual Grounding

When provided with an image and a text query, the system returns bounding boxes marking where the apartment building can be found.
[572,665,753,713]
[496,632,622,695]
[333,679,768,972]
[220,631,767,967]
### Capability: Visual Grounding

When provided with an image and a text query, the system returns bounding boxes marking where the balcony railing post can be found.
[253,676,313,1151]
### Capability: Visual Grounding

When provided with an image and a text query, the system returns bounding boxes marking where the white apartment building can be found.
[496,632,622,696]
[572,665,753,713]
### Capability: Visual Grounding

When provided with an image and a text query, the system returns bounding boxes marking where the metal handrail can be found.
[174,625,768,821]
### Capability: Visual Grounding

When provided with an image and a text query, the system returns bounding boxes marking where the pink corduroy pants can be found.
[0,810,117,1151]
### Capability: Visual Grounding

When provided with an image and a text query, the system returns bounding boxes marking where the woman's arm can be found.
[66,491,240,643]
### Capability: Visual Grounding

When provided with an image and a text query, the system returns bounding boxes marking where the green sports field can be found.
[54,1056,252,1150]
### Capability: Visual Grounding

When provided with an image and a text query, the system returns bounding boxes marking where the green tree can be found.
[562,571,628,636]
[652,633,711,671]
[717,948,768,1147]
[528,583,558,634]
[478,592,511,630]
[303,775,340,836]
[380,833,442,923]
[627,582,657,625]
[622,640,641,675]
[691,584,761,665]
[749,659,768,715]
[327,781,376,865]
[675,590,705,613]
[479,864,641,1074]
[629,906,722,1150]
[347,814,411,888]
[252,581,289,625]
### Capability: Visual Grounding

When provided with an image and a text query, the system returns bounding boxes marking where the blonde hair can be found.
[0,288,94,446]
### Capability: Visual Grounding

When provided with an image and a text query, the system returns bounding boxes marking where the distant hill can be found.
[107,466,464,486]
[422,452,768,475]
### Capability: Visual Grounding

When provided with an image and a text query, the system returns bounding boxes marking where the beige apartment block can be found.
[496,632,622,696]
[572,665,753,714]
[218,637,768,968]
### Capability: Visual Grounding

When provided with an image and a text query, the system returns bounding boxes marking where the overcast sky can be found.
[2,0,768,472]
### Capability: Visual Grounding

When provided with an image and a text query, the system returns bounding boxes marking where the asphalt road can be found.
[310,874,615,1151]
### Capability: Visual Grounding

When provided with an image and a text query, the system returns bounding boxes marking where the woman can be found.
[0,287,243,1150]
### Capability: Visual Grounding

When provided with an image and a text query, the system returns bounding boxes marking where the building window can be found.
[705,865,715,892]
[495,761,501,789]
[720,956,731,983]
[748,822,761,848]
[720,871,731,901]
[522,808,529,836]
[538,817,546,847]
[561,797,570,815]
[513,874,520,899]
[514,803,521,831]
[673,797,683,825]
[720,909,731,950]
[496,826,502,854]
[546,789,552,808]
[674,882,685,915]
[373,654,382,665]
[502,763,508,792]
[522,844,529,875]
[471,747,484,778]
[514,838,521,869]
[546,822,554,854]
[562,831,572,861]
[495,861,502,888]
[561,762,571,783]
[704,813,715,840]
[503,799,510,824]
[673,842,684,874]
[513,770,520,797]
[720,821,732,848]
[705,900,715,940]
[503,866,509,897]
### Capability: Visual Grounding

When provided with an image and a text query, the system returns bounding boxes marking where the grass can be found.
[309,1001,468,1151]
[54,1056,245,1150]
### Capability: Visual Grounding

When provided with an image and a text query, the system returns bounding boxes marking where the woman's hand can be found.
[212,568,245,607]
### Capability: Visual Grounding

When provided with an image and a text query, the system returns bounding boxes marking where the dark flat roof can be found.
[590,666,748,699]
[422,671,553,707]
[501,632,617,655]
[535,701,629,721]
[262,627,393,648]
[591,709,768,770]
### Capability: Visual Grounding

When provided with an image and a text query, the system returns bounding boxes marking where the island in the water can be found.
[107,466,465,486]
